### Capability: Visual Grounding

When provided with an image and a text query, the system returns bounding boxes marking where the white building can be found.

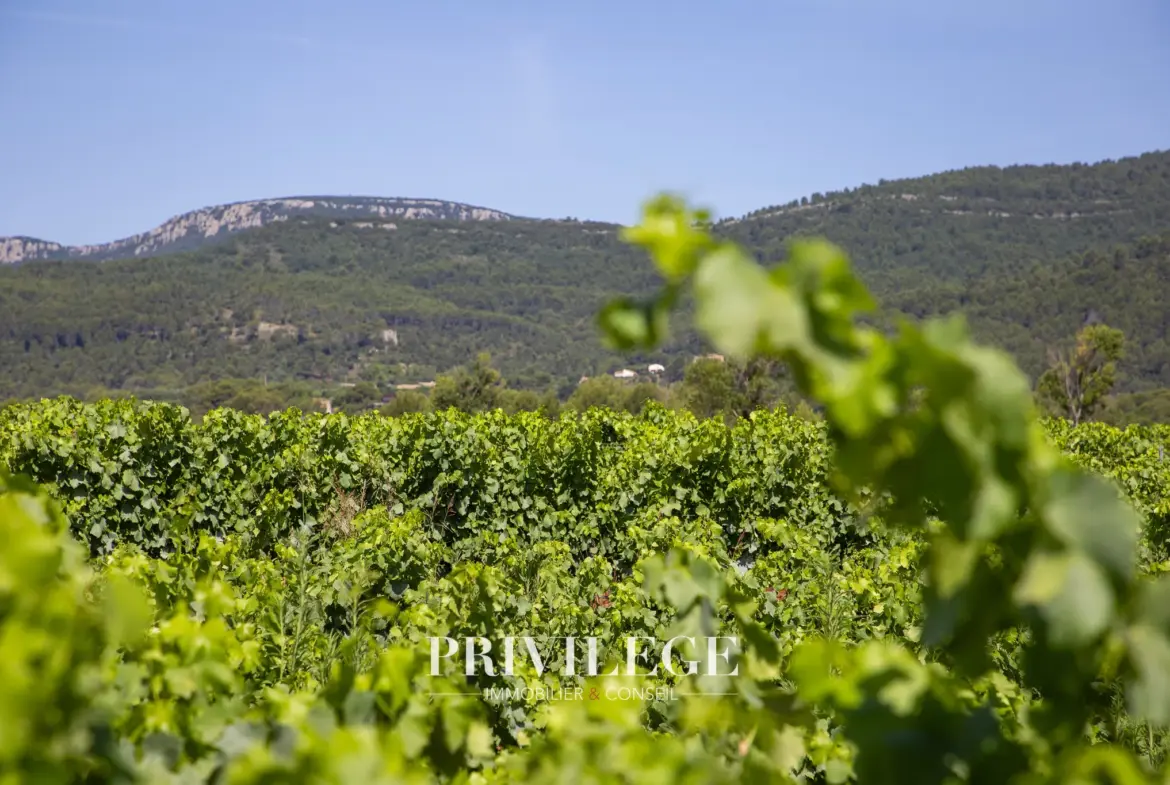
[648,363,665,374]
[613,369,637,379]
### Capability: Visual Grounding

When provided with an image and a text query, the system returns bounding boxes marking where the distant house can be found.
[648,363,665,374]
[613,369,637,379]
[693,353,725,363]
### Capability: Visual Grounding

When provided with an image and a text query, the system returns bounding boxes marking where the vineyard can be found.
[4,198,1170,783]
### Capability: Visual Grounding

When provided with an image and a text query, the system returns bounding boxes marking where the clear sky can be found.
[1,0,1167,245]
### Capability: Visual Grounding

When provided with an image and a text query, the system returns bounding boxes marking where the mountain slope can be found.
[0,196,517,264]
[885,232,1170,391]
[719,149,1170,295]
[1,150,1169,402]
[0,217,698,399]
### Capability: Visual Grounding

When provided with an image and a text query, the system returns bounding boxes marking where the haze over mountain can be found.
[1,150,1168,409]
[0,197,516,264]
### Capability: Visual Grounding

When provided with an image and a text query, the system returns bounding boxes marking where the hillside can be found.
[884,232,1170,390]
[0,217,698,400]
[719,149,1170,295]
[1,150,1169,403]
[0,196,516,264]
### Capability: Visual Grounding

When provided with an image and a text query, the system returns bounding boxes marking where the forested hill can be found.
[1,150,1168,402]
[0,218,693,400]
[884,232,1170,391]
[719,149,1170,295]
[0,196,517,264]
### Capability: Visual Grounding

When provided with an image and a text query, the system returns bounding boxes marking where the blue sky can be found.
[1,0,1167,245]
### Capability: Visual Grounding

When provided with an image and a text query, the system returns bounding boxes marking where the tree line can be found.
[7,321,1160,427]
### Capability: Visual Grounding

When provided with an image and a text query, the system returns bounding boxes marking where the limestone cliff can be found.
[1,196,516,264]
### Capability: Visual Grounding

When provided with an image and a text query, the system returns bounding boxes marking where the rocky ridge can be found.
[0,196,517,264]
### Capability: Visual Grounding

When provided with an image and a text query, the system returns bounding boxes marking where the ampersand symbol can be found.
[588,688,600,700]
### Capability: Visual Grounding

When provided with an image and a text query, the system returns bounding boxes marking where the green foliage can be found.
[180,377,321,418]
[0,217,690,401]
[565,375,668,414]
[0,398,852,558]
[380,390,434,417]
[497,387,561,417]
[678,357,737,420]
[677,356,790,421]
[431,353,506,413]
[1103,389,1170,427]
[1038,324,1126,425]
[885,233,1170,394]
[0,471,133,782]
[1,381,1169,780]
[5,183,1170,781]
[603,193,1170,781]
[4,152,1170,403]
[335,381,384,413]
[724,151,1170,293]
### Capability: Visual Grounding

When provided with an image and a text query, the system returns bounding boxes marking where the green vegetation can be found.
[0,217,687,401]
[2,399,1169,781]
[885,233,1170,391]
[605,194,1170,780]
[0,398,871,557]
[564,374,667,414]
[1103,389,1170,428]
[723,150,1170,292]
[4,190,1170,781]
[1038,324,1126,425]
[2,151,1170,411]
